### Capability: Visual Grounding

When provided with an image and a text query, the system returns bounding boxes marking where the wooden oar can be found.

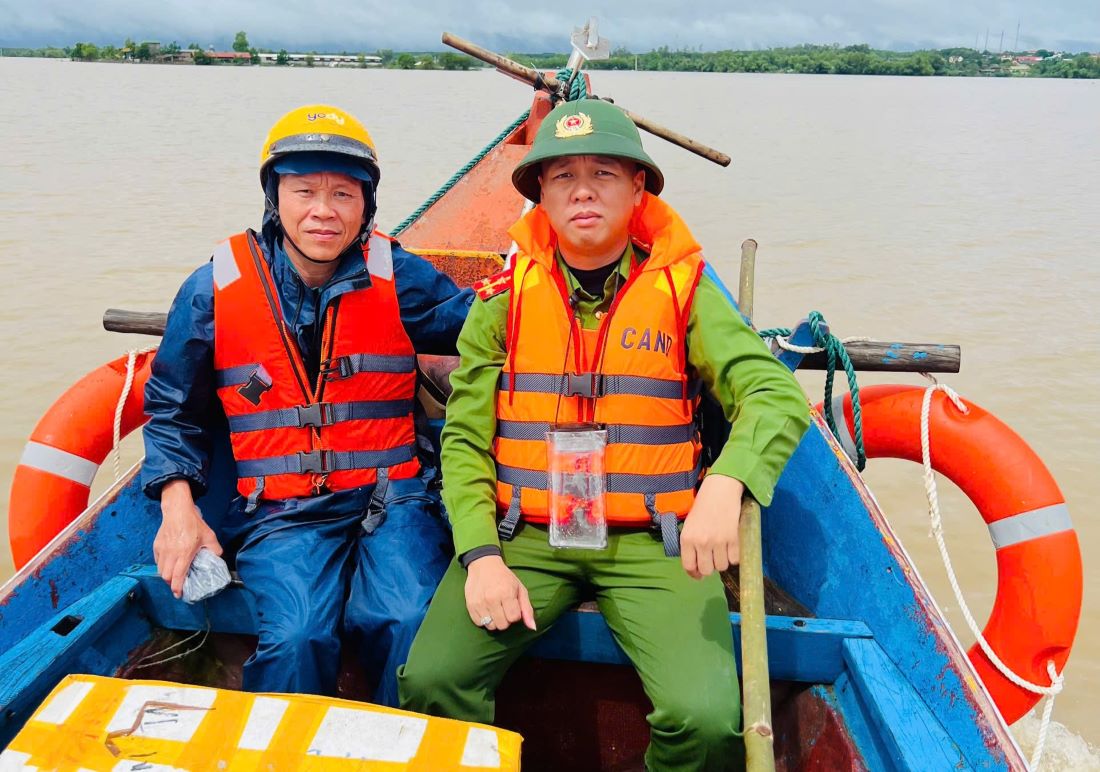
[100,309,961,373]
[739,496,776,771]
[441,32,732,167]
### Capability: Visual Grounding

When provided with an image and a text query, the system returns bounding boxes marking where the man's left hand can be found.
[680,474,744,579]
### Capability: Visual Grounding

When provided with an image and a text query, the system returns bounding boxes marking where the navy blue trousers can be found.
[230,472,451,706]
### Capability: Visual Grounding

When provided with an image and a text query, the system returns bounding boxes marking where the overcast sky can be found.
[2,0,1098,53]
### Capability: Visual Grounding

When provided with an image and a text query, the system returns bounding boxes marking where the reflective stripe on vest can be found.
[212,231,419,500]
[495,222,706,526]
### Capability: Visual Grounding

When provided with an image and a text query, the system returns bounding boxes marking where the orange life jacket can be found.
[212,231,419,501]
[495,194,705,527]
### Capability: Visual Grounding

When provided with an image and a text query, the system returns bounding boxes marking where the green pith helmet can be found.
[512,98,664,202]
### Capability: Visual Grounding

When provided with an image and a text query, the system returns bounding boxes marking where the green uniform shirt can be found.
[441,248,811,556]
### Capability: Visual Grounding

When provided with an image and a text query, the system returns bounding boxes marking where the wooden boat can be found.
[0,26,1082,771]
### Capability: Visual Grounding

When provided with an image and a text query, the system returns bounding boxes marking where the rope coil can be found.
[759,311,868,470]
[918,379,1063,770]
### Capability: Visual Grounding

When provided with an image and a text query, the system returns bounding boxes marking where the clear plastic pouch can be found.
[546,423,608,550]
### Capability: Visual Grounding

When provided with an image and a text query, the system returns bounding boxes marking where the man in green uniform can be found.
[398,98,809,771]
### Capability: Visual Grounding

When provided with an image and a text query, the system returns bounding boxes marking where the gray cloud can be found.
[2,0,1097,52]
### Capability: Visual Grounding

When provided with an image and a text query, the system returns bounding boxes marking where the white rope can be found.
[129,621,210,669]
[766,334,871,354]
[918,381,1064,771]
[111,346,158,481]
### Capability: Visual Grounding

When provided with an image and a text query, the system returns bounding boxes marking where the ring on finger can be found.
[478,615,493,627]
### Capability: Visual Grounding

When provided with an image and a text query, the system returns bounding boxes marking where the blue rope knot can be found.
[759,312,866,471]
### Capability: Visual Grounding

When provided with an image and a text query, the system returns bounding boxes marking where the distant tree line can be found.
[43,32,479,70]
[10,38,1098,78]
[512,43,1100,78]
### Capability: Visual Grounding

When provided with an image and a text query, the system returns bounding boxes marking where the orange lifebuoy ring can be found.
[8,351,155,569]
[818,384,1082,723]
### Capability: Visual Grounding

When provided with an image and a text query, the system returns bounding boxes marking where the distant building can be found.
[256,52,381,67]
[1014,56,1041,64]
[159,49,194,64]
[206,51,253,64]
[120,41,161,62]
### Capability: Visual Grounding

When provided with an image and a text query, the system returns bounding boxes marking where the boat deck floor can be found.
[115,573,852,771]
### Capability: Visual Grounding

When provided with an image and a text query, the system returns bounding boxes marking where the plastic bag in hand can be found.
[182,547,231,604]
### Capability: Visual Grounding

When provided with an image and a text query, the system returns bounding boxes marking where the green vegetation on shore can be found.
[514,44,1100,78]
[5,37,1098,78]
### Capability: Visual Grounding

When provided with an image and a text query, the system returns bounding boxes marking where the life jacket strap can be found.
[321,353,417,381]
[227,399,414,433]
[216,363,270,388]
[497,420,694,445]
[362,468,390,535]
[496,463,701,496]
[499,372,691,401]
[646,492,681,558]
[236,444,415,478]
[497,486,523,541]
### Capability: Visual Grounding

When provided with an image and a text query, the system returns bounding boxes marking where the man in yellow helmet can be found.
[142,105,472,705]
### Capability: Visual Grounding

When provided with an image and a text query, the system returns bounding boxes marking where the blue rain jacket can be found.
[142,223,474,502]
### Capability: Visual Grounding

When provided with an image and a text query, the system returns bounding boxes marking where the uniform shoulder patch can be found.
[472,266,514,301]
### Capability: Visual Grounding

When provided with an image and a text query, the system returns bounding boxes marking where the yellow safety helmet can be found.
[259,104,380,188]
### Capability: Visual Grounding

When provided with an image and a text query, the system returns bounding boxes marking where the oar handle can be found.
[103,309,168,337]
[442,32,731,167]
[621,106,731,166]
[443,33,556,89]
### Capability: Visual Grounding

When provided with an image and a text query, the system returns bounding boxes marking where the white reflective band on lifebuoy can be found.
[988,503,1073,550]
[828,394,858,462]
[367,234,393,280]
[19,442,98,487]
[212,239,240,290]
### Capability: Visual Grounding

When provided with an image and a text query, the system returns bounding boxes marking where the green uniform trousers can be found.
[397,523,744,772]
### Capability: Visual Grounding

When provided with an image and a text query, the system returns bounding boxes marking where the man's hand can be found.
[153,480,223,599]
[680,474,744,579]
[464,555,536,632]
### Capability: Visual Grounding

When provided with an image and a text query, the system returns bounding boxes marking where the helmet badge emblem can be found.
[555,112,594,138]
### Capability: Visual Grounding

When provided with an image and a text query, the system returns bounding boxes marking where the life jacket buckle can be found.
[297,402,332,428]
[298,449,331,474]
[237,370,274,406]
[563,371,603,398]
[320,356,353,381]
